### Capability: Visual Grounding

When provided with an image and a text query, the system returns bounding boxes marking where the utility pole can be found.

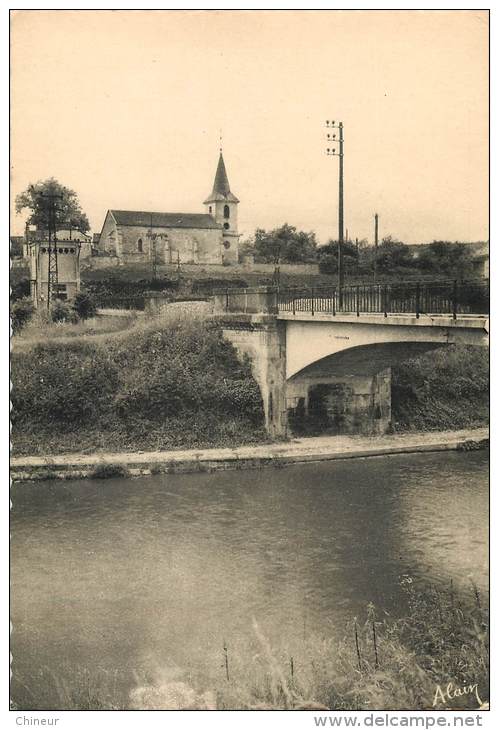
[147,212,158,280]
[326,120,345,294]
[373,212,379,282]
[40,191,63,309]
[272,241,281,289]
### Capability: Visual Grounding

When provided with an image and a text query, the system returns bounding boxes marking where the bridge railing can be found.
[277,279,489,319]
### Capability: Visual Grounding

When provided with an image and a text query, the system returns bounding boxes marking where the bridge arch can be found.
[288,341,446,380]
[284,318,487,379]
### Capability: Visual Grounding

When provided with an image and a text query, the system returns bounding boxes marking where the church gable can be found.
[98,210,119,255]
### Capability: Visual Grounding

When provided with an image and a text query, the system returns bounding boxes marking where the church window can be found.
[209,206,212,214]
[224,222,230,230]
[223,240,230,249]
[224,205,230,219]
[137,238,143,253]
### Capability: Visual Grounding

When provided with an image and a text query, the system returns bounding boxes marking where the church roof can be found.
[203,152,240,204]
[109,210,221,230]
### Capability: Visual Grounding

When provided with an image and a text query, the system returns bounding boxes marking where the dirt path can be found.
[11,427,489,480]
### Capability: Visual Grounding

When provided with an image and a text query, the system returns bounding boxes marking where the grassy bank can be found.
[11,313,268,456]
[392,345,489,432]
[10,580,488,711]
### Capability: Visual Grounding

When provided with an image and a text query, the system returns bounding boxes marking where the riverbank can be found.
[11,578,489,710]
[10,427,488,481]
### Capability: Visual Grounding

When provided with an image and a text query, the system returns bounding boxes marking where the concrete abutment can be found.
[217,317,287,437]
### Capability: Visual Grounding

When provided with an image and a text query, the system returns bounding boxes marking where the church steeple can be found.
[204,152,239,204]
[204,149,240,264]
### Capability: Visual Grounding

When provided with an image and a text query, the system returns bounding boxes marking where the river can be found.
[10,450,488,707]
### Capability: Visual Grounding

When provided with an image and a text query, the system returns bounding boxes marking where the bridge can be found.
[212,280,489,437]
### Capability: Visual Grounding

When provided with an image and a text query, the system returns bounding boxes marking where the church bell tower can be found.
[204,150,240,263]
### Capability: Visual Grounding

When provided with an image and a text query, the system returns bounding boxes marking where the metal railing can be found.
[277,279,489,319]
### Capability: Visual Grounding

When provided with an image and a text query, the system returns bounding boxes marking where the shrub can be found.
[11,341,119,427]
[51,299,79,324]
[392,345,488,431]
[11,297,35,334]
[11,277,31,302]
[73,292,97,320]
[89,463,130,479]
[11,319,266,454]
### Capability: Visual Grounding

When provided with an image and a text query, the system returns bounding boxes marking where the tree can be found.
[416,241,474,279]
[11,297,35,334]
[253,224,318,263]
[15,178,90,234]
[318,239,358,275]
[374,237,413,273]
[73,292,97,320]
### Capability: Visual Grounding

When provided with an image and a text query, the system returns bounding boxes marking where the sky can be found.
[10,9,489,244]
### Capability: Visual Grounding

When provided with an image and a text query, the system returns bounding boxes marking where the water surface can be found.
[11,450,488,700]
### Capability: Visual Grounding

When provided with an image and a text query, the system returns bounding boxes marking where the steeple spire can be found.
[204,151,239,204]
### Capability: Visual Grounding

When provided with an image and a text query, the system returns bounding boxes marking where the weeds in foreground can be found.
[88,463,130,479]
[10,579,488,711]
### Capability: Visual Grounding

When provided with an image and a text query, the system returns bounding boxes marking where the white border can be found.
[3,4,495,729]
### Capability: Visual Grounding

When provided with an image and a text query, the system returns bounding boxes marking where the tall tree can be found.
[253,224,318,263]
[15,178,90,233]
[318,239,358,275]
[416,241,474,279]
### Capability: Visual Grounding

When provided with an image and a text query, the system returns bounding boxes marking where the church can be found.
[96,151,240,265]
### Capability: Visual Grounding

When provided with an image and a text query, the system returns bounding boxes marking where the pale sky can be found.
[10,9,489,244]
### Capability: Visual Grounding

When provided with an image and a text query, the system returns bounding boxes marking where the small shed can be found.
[29,238,81,307]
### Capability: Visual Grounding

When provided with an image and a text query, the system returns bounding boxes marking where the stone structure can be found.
[213,287,488,437]
[203,152,240,264]
[29,238,81,307]
[96,151,240,266]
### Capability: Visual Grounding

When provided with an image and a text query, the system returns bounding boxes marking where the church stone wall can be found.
[118,225,223,265]
[99,213,118,256]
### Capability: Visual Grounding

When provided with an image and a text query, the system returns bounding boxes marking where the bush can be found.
[113,323,264,425]
[392,345,488,431]
[73,292,97,320]
[51,299,79,324]
[11,277,31,302]
[89,464,130,479]
[11,318,266,454]
[11,342,119,427]
[11,297,35,334]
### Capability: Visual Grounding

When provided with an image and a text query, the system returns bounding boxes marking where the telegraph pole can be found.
[326,120,345,293]
[272,241,281,289]
[40,191,63,309]
[373,212,379,282]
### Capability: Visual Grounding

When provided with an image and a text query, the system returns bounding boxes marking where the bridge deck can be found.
[277,310,488,329]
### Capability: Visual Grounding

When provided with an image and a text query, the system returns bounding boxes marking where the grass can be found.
[391,345,488,432]
[12,310,137,351]
[10,579,489,711]
[88,463,130,479]
[11,311,268,456]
